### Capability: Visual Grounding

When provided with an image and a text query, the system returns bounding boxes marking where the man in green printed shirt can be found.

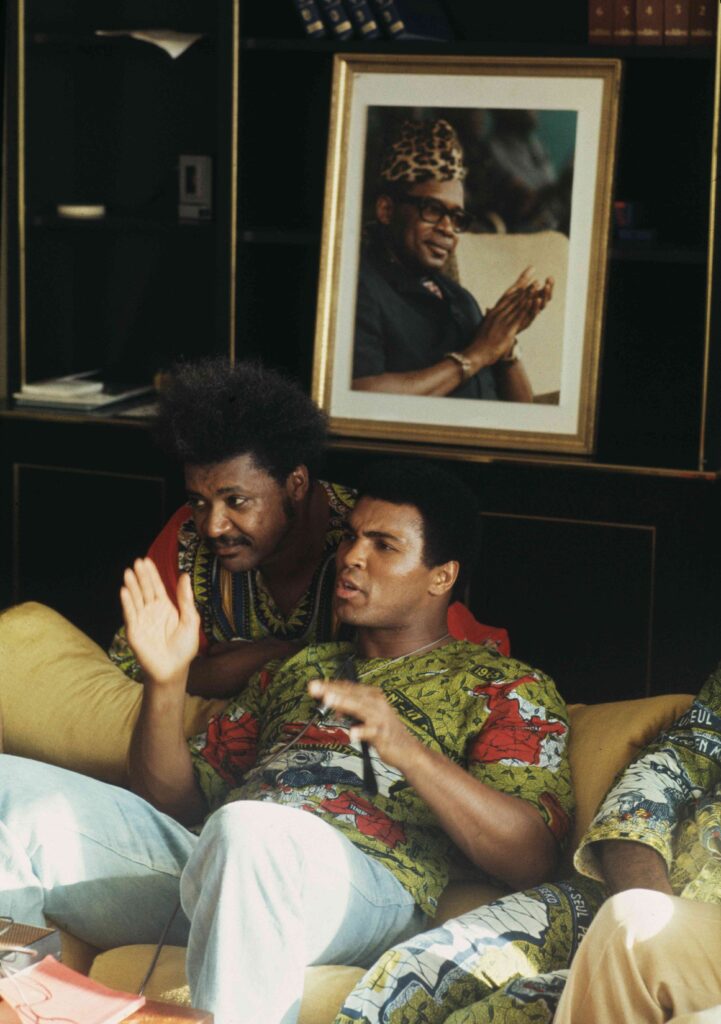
[337,669,721,1024]
[0,460,572,1024]
[554,670,721,1023]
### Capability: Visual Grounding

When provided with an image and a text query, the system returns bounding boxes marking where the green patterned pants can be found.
[334,876,605,1024]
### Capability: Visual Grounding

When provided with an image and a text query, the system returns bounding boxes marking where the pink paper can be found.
[0,955,145,1024]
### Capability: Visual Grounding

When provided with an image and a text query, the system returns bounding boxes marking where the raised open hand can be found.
[120,558,200,686]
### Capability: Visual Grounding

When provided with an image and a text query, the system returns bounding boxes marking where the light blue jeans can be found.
[0,755,425,1024]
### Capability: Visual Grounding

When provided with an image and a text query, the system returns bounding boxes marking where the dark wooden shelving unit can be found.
[3,1,721,704]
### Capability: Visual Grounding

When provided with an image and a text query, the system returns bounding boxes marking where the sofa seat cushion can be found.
[89,878,504,1022]
[0,602,225,785]
[90,946,367,1024]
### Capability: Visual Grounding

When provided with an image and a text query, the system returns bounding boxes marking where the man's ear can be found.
[429,560,459,597]
[285,465,310,502]
[376,193,395,225]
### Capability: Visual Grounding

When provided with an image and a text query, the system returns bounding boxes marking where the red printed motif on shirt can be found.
[470,678,567,766]
[313,790,406,848]
[201,711,260,784]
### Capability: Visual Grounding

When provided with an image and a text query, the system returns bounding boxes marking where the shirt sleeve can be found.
[574,667,721,881]
[107,505,201,678]
[353,269,387,379]
[187,659,281,813]
[467,668,574,848]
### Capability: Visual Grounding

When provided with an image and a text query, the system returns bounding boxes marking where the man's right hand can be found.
[121,557,200,687]
[465,266,553,369]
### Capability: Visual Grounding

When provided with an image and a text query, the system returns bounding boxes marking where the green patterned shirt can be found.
[576,667,721,902]
[188,640,573,916]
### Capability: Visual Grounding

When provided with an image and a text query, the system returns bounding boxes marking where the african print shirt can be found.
[108,481,356,679]
[575,665,721,903]
[188,640,573,916]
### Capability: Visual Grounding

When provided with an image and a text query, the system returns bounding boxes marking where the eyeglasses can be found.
[399,195,472,234]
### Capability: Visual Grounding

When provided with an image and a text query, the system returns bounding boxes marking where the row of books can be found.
[589,1,717,45]
[292,0,453,41]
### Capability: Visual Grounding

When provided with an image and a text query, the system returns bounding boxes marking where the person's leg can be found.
[554,889,721,1024]
[333,877,604,1024]
[0,754,195,948]
[180,801,425,1024]
[444,970,570,1024]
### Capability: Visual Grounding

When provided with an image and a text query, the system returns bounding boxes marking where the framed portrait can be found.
[312,54,621,455]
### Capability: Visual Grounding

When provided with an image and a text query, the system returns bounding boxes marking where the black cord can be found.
[338,656,378,797]
[138,899,181,995]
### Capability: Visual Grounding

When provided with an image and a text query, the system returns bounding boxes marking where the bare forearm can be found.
[352,344,530,401]
[493,360,534,403]
[353,358,468,397]
[400,742,557,889]
[597,840,673,895]
[187,638,299,697]
[129,677,207,825]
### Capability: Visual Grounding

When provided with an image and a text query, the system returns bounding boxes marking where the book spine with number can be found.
[346,0,382,37]
[588,0,614,42]
[664,0,690,42]
[636,0,664,43]
[613,0,636,42]
[689,0,717,43]
[317,0,355,38]
[369,0,453,40]
[290,0,328,37]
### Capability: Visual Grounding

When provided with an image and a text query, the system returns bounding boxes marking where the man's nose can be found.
[205,505,232,537]
[341,537,366,567]
[435,212,455,236]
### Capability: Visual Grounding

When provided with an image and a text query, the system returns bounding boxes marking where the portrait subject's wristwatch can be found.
[444,351,473,381]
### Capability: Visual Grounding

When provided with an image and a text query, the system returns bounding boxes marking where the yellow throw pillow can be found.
[0,602,226,786]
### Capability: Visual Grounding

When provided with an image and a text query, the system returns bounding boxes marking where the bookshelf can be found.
[4,0,238,403]
[0,0,238,640]
[2,0,721,704]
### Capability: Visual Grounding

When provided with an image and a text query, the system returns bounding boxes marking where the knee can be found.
[591,889,677,952]
[196,801,307,867]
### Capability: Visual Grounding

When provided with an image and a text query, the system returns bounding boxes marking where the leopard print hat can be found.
[379,119,467,184]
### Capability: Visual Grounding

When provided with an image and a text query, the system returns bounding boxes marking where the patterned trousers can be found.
[334,876,605,1024]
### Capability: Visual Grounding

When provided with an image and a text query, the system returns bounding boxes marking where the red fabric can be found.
[447,601,510,655]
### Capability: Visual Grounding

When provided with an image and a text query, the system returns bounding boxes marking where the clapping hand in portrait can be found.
[469,266,554,366]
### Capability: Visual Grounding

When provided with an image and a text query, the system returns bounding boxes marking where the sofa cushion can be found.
[89,878,505,1023]
[90,945,368,1024]
[0,602,225,785]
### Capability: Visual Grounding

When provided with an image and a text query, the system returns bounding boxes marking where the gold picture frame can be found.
[312,54,621,456]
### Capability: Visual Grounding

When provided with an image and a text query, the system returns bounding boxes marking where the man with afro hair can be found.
[109,357,355,697]
[109,358,506,697]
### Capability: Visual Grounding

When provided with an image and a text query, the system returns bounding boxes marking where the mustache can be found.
[208,534,253,552]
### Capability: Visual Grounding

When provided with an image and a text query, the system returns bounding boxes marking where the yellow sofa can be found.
[0,602,695,1024]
